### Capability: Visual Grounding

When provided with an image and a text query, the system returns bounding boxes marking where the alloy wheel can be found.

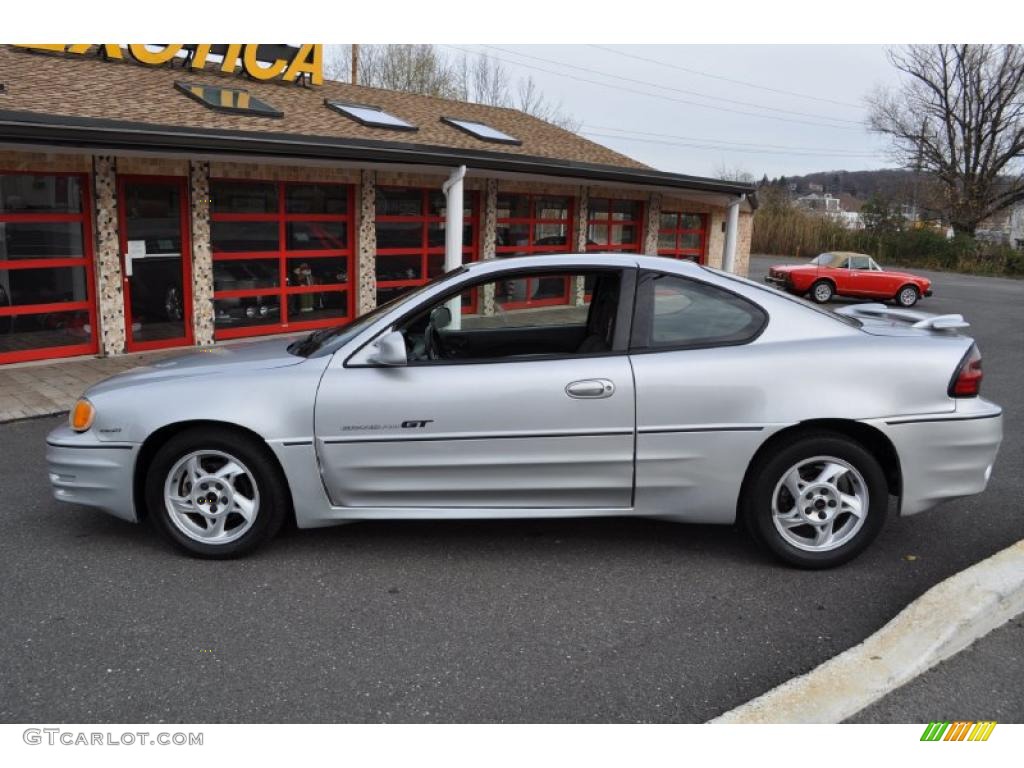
[770,455,868,552]
[163,450,260,545]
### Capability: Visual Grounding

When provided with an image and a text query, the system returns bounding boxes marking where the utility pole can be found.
[351,44,359,85]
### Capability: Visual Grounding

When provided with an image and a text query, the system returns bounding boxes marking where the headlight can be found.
[69,398,95,432]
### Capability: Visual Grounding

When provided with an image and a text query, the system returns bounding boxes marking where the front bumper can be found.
[764,275,790,289]
[46,425,140,523]
[871,399,1003,516]
[924,289,934,297]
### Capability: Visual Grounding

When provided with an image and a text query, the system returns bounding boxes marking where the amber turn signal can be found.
[69,398,95,432]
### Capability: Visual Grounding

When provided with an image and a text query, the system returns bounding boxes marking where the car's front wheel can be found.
[809,280,834,304]
[145,427,289,558]
[742,432,887,569]
[895,285,919,307]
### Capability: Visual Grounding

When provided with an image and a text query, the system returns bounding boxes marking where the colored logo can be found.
[921,721,997,741]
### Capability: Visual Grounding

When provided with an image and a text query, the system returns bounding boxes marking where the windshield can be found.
[287,266,468,357]
[808,252,844,267]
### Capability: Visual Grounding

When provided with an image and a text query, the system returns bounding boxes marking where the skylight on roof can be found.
[441,117,521,145]
[174,82,282,118]
[326,100,417,131]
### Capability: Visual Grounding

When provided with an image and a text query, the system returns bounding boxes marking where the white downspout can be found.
[442,165,467,329]
[722,194,745,274]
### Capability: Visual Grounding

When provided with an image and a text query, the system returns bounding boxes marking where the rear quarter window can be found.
[632,273,767,350]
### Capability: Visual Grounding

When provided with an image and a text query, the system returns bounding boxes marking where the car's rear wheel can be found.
[895,285,919,307]
[809,280,834,304]
[742,432,887,569]
[145,427,288,558]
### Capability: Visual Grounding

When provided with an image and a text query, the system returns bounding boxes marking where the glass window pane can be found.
[679,233,702,251]
[376,254,422,282]
[659,212,678,230]
[377,188,423,217]
[0,309,92,352]
[287,257,349,286]
[534,224,569,250]
[286,184,347,215]
[496,194,529,219]
[0,222,84,259]
[535,196,570,220]
[376,221,422,250]
[211,221,279,253]
[0,175,82,213]
[658,232,676,251]
[286,221,348,251]
[443,117,518,143]
[645,275,764,348]
[326,101,415,130]
[611,225,638,245]
[679,214,704,230]
[589,198,609,216]
[176,82,282,117]
[2,266,89,306]
[287,290,348,323]
[211,180,278,214]
[214,297,280,329]
[496,223,531,249]
[213,259,279,291]
[427,191,473,219]
[611,200,642,220]
[377,286,414,305]
[588,223,608,245]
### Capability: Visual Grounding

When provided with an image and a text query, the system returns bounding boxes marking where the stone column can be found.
[357,169,377,315]
[644,192,662,256]
[92,155,126,356]
[480,178,498,316]
[572,185,590,305]
[189,161,214,346]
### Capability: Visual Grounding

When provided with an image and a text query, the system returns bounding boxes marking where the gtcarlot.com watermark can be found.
[23,728,203,747]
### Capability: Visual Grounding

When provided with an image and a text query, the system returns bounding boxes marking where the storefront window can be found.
[494,193,575,308]
[586,198,644,252]
[657,212,708,263]
[210,180,354,339]
[0,172,96,364]
[374,187,478,307]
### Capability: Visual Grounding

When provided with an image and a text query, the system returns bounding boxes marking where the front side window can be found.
[632,273,766,350]
[849,255,871,270]
[396,269,623,364]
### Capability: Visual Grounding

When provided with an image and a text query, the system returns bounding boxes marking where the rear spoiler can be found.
[835,303,970,331]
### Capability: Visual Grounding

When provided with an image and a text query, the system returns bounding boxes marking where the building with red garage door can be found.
[0,44,755,365]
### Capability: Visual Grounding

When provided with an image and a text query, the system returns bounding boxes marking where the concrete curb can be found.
[711,539,1024,723]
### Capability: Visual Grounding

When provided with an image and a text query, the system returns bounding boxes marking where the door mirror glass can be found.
[429,305,452,329]
[365,330,408,366]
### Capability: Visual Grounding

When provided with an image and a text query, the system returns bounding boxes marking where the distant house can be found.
[976,202,1024,249]
[795,192,864,229]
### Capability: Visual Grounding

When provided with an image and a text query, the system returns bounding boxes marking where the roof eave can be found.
[0,110,757,198]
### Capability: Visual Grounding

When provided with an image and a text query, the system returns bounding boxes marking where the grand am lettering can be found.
[340,420,434,431]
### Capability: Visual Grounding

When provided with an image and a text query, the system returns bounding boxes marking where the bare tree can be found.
[714,162,756,184]
[323,45,580,132]
[868,45,1024,235]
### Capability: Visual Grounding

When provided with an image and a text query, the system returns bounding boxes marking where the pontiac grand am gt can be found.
[46,254,1002,568]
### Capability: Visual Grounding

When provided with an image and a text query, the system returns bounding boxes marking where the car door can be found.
[847,255,881,296]
[825,255,852,294]
[628,270,771,523]
[313,266,637,511]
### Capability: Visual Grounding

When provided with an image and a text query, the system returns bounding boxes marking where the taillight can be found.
[949,344,983,397]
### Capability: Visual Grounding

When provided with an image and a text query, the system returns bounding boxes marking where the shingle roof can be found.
[0,45,647,170]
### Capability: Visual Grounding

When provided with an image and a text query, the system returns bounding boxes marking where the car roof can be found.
[461,252,707,276]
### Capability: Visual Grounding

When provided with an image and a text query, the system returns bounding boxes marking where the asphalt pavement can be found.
[0,256,1021,723]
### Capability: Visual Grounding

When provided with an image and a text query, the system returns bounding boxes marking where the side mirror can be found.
[429,305,452,329]
[365,330,408,367]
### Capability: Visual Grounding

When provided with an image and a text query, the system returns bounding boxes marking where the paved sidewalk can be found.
[0,352,173,423]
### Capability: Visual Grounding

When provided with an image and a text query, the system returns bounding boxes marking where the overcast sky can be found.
[443,45,899,180]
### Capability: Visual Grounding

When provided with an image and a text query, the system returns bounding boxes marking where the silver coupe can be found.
[46,254,1003,568]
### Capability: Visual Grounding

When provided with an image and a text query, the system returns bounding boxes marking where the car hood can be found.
[87,339,306,395]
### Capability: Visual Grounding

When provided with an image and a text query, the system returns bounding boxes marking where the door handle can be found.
[565,379,615,399]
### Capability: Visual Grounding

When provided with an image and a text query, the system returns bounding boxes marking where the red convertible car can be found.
[765,251,933,307]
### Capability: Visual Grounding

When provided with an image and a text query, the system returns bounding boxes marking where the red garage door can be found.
[0,171,98,365]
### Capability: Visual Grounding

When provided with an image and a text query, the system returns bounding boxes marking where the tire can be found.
[741,431,888,569]
[895,284,919,308]
[809,280,834,304]
[145,427,289,558]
